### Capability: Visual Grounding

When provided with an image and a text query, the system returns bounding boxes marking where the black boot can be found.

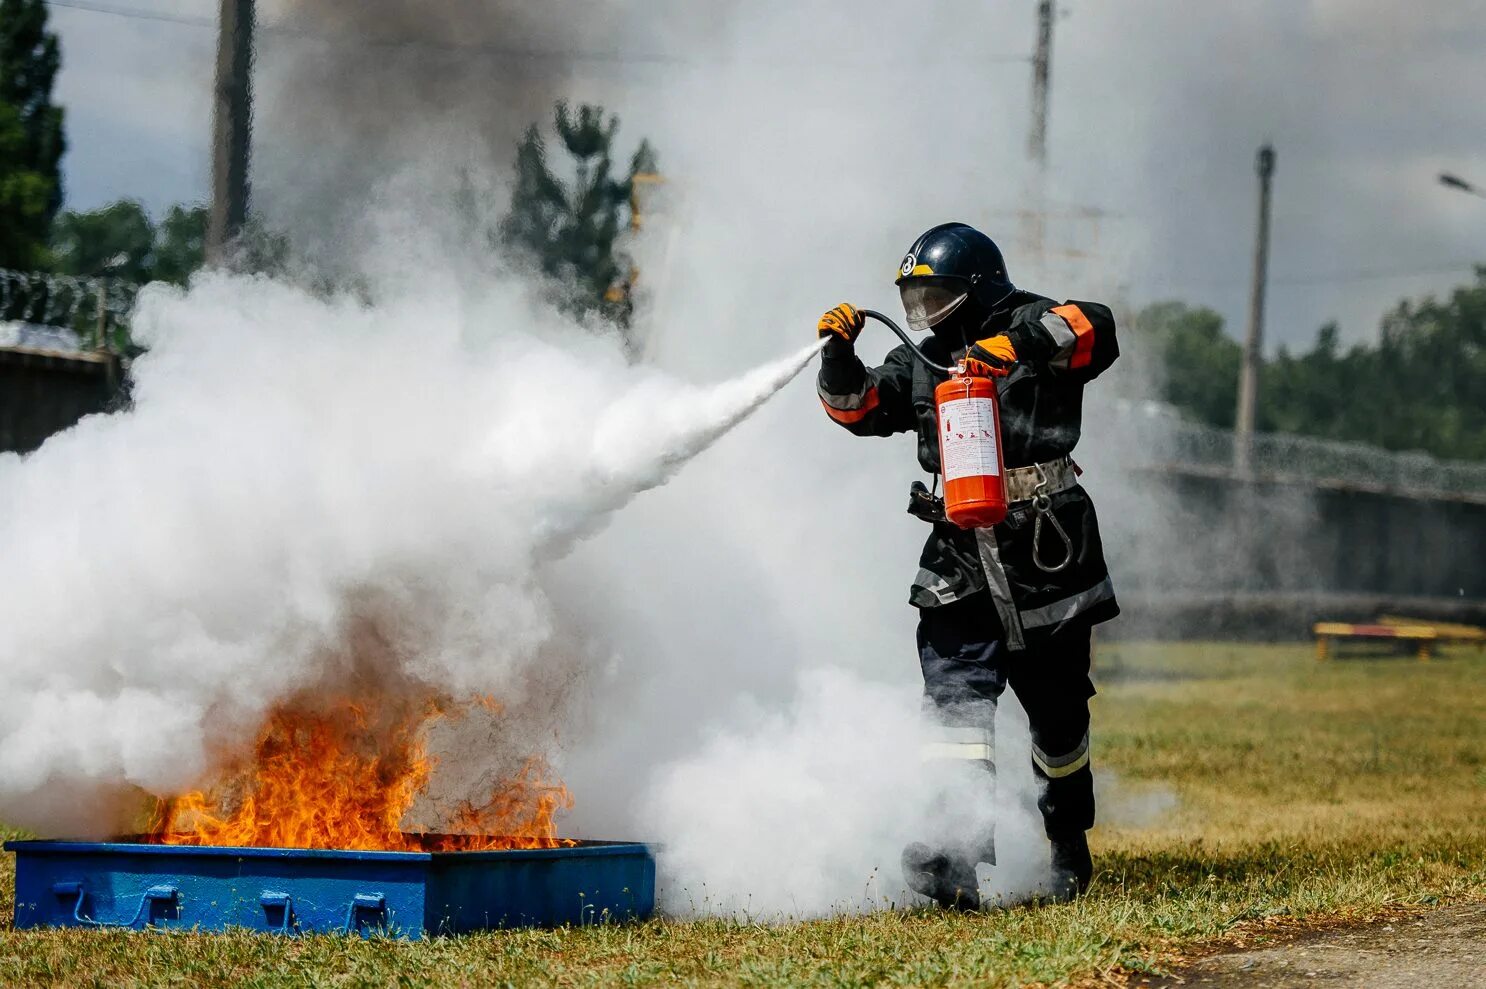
[902,842,981,911]
[1048,831,1093,901]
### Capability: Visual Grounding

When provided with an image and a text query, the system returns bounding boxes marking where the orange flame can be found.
[146,692,574,853]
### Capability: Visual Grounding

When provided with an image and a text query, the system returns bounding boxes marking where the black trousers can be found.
[916,592,1096,837]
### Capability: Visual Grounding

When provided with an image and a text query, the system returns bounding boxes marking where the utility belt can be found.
[1005,456,1081,503]
[908,457,1080,523]
[907,457,1081,575]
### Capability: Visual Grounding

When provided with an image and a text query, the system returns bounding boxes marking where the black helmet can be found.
[894,222,1015,332]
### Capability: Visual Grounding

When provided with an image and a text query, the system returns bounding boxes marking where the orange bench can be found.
[1313,622,1438,662]
[1380,616,1486,650]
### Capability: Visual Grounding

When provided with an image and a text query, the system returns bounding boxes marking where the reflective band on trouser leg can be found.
[921,725,994,766]
[1019,578,1116,631]
[1031,732,1090,779]
[910,568,971,609]
[974,530,1026,651]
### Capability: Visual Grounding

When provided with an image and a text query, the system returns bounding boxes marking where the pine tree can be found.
[500,102,657,354]
[0,99,50,269]
[0,0,65,267]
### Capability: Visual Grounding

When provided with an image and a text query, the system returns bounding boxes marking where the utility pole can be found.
[1028,0,1053,168]
[1021,0,1055,269]
[1234,144,1276,478]
[207,0,255,264]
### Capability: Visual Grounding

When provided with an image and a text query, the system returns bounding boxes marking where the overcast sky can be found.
[48,0,1486,352]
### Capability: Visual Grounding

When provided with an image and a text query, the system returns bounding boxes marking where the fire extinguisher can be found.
[859,310,1008,529]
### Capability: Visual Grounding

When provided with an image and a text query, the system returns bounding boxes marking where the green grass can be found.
[3,643,1484,987]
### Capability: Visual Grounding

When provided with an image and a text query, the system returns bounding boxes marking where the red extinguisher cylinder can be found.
[935,373,1008,529]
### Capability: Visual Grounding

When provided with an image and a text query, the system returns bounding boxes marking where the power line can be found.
[47,0,213,29]
[44,0,678,61]
[1145,260,1481,291]
[44,0,1031,67]
[1273,262,1481,287]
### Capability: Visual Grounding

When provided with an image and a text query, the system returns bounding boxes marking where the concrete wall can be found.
[0,346,123,455]
[1103,466,1486,639]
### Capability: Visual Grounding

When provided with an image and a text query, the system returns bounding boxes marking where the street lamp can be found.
[1440,173,1486,199]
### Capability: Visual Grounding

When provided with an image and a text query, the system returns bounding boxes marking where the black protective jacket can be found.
[818,291,1121,649]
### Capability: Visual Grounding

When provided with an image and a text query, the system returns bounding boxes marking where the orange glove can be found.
[963,334,1017,377]
[818,303,865,345]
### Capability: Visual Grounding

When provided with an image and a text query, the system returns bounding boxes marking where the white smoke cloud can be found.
[0,265,819,837]
[640,670,1054,918]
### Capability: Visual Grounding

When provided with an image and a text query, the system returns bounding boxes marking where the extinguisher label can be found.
[939,397,1001,482]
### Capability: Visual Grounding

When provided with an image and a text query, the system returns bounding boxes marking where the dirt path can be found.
[1132,902,1486,988]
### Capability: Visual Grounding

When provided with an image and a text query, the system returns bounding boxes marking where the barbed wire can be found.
[1139,260,1483,294]
[1105,401,1486,497]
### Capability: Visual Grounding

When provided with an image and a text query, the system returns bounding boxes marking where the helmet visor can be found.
[900,279,970,331]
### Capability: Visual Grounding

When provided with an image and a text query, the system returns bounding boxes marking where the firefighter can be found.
[816,222,1120,909]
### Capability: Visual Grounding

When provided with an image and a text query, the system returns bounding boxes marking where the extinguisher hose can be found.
[858,310,957,375]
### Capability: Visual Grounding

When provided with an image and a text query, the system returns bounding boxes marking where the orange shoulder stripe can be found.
[1052,304,1096,369]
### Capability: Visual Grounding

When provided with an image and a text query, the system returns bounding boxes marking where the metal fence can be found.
[1103,400,1486,499]
[0,268,138,349]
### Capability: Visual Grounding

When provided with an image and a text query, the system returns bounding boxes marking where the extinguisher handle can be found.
[858,310,958,376]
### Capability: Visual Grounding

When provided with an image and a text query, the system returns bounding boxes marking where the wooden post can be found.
[1235,144,1276,478]
[1028,0,1053,168]
[94,278,108,352]
[207,0,255,263]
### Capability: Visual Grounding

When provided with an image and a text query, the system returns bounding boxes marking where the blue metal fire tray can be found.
[5,837,655,937]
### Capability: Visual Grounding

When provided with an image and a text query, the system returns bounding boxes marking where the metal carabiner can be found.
[1030,464,1074,574]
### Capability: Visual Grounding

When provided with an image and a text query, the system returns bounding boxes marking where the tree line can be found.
[1136,271,1486,461]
